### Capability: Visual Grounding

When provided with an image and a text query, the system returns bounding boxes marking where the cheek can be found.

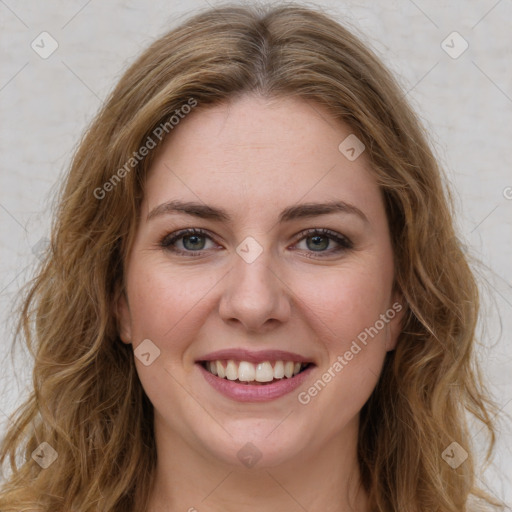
[124,261,214,409]
[125,258,219,341]
[293,260,395,420]
[296,261,393,343]
[293,260,395,403]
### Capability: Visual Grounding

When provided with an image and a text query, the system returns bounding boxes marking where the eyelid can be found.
[159,228,221,253]
[159,227,353,257]
[292,227,352,248]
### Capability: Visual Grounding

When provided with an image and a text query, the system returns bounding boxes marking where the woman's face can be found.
[118,94,403,469]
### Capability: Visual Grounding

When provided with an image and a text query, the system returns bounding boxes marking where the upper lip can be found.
[196,349,315,365]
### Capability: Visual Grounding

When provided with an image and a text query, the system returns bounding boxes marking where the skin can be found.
[117,93,404,512]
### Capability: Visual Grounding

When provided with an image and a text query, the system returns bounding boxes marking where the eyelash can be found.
[159,227,353,258]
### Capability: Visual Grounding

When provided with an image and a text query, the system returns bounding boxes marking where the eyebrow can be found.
[146,199,369,224]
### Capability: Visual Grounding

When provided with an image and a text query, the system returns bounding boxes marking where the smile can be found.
[201,359,312,384]
[197,359,315,402]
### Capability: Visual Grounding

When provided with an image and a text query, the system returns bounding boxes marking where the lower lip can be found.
[197,363,315,402]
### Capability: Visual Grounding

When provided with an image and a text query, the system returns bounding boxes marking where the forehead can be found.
[142,94,383,224]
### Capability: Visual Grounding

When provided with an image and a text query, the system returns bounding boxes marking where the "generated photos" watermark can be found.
[298,302,402,405]
[93,97,197,200]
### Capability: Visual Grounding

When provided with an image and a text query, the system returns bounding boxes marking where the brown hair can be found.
[0,3,504,511]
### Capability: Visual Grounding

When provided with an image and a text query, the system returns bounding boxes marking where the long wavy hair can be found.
[0,3,504,511]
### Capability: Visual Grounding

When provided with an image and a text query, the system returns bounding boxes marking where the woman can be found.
[0,3,505,511]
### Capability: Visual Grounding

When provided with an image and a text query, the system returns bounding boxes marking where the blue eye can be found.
[159,227,353,258]
[160,228,216,256]
[293,228,353,255]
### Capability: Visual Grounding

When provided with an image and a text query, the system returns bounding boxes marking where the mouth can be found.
[195,349,317,402]
[199,359,314,385]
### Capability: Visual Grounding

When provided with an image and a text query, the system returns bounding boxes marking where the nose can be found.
[218,245,291,334]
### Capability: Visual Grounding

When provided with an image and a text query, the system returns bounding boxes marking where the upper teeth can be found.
[205,360,305,382]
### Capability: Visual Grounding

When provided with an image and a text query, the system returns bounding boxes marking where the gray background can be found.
[1,0,511,505]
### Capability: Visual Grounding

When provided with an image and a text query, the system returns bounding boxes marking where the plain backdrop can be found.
[1,0,511,505]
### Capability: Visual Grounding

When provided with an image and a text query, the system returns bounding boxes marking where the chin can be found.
[194,420,311,470]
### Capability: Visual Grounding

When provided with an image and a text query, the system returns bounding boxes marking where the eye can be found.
[291,228,353,258]
[160,228,218,257]
[159,227,353,258]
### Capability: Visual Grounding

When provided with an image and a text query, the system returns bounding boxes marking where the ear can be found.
[115,290,133,345]
[385,290,405,352]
